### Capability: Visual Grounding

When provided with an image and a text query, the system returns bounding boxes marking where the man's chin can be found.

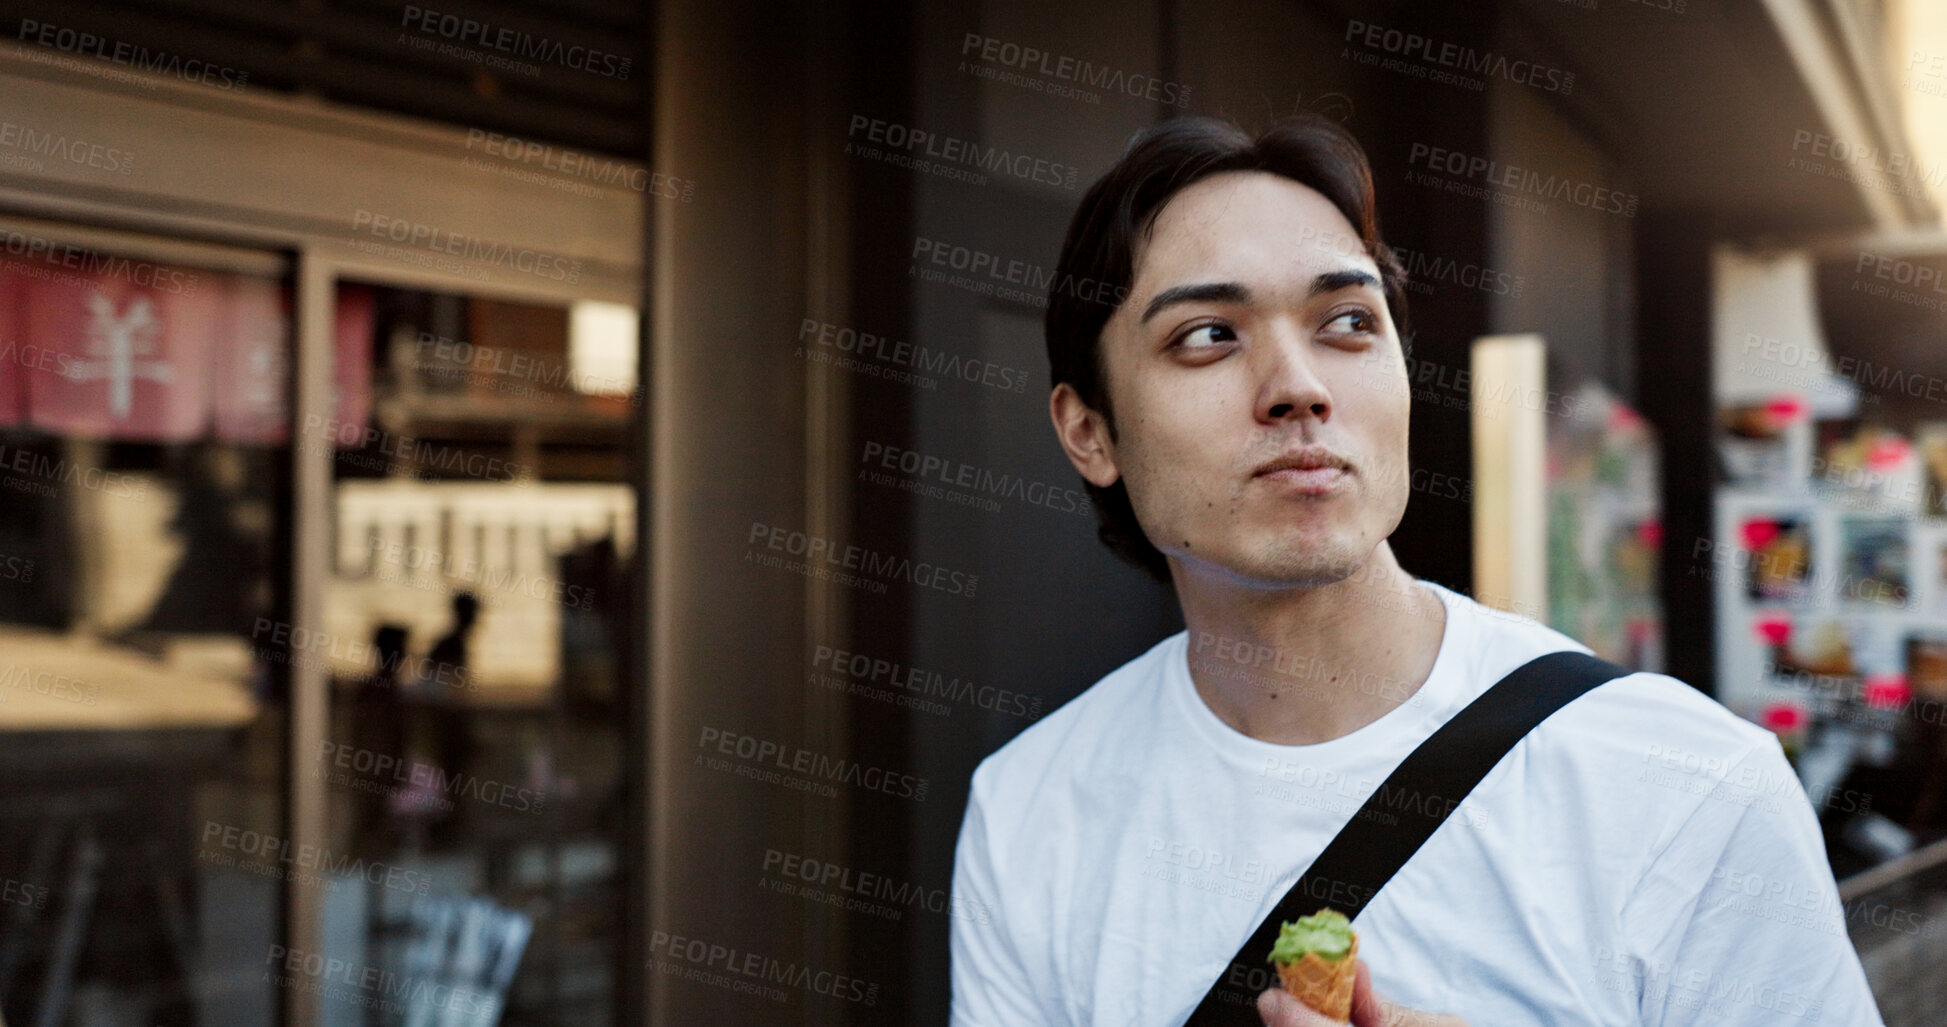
[1184,543,1368,592]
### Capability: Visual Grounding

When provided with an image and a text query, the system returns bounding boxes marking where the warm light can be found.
[568,300,639,396]
[1895,0,1947,215]
[1471,334,1548,620]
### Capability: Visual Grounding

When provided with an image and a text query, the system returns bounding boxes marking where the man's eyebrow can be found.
[1310,269,1381,296]
[1138,271,1381,325]
[1139,282,1251,325]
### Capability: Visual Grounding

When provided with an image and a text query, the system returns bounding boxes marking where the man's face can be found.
[1083,170,1412,588]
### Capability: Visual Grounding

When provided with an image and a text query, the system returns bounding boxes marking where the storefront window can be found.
[0,240,291,1024]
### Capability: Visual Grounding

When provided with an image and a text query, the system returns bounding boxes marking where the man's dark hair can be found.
[1044,114,1411,585]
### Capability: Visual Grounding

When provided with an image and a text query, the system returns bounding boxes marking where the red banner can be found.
[0,254,377,446]
[208,281,374,446]
[209,275,289,444]
[15,256,219,441]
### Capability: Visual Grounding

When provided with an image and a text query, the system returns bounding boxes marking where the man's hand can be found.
[1256,958,1469,1027]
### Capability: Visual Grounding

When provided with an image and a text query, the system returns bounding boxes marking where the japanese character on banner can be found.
[15,253,218,441]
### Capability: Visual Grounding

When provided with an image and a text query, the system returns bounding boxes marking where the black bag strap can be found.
[1185,650,1628,1025]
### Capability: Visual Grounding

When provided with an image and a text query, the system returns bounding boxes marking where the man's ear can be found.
[1049,382,1121,489]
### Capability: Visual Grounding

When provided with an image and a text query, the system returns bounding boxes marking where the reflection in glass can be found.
[0,244,292,1025]
[317,285,636,1027]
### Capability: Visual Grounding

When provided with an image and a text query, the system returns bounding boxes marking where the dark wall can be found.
[649,1,1702,1023]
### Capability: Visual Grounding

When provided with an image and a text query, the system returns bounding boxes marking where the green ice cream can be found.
[1267,909,1353,965]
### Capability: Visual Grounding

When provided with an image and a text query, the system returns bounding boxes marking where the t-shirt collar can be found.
[1166,579,1467,767]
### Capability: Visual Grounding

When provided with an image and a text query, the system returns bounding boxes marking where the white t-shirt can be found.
[950,581,1884,1026]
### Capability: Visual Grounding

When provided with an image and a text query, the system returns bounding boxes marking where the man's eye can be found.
[1323,309,1377,335]
[1173,323,1236,349]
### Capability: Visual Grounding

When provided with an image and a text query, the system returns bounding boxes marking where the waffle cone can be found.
[1274,934,1357,1023]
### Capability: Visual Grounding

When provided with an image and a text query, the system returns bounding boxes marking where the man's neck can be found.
[1174,543,1447,746]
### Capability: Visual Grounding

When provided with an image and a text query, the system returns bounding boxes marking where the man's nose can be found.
[1255,328,1332,424]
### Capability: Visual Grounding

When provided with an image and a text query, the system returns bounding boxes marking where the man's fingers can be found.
[1349,958,1386,1026]
[1257,986,1341,1026]
[1257,958,1473,1027]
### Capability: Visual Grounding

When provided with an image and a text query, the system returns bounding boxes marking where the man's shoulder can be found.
[968,630,1183,809]
[1547,668,1777,793]
[1438,588,1793,885]
[1436,583,1772,764]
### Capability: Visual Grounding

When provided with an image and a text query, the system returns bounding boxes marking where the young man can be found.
[948,115,1884,1027]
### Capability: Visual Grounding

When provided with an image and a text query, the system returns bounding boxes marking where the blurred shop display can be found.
[1712,246,1947,876]
[1470,336,1665,672]
[1546,382,1665,672]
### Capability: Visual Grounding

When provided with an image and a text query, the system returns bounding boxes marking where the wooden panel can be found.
[1472,334,1549,619]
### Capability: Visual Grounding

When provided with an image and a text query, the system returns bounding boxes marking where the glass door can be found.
[307,281,638,1027]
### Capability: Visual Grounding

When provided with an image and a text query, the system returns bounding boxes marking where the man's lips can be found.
[1251,448,1351,495]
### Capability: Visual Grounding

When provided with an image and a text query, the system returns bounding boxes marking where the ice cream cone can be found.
[1275,933,1357,1023]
